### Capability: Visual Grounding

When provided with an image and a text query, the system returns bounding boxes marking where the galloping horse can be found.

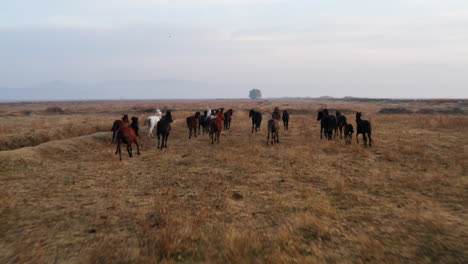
[267,119,280,145]
[317,109,337,140]
[157,111,173,150]
[356,112,372,146]
[130,116,139,137]
[115,117,140,160]
[145,109,162,138]
[336,111,347,139]
[249,109,262,133]
[209,109,225,144]
[186,111,201,139]
[111,114,129,143]
[224,109,233,130]
[272,107,281,121]
[282,110,289,130]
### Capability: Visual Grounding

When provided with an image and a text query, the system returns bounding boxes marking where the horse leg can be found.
[112,130,116,143]
[117,140,122,160]
[166,133,170,148]
[356,133,360,144]
[267,130,270,145]
[320,127,323,139]
[368,132,372,147]
[363,134,367,147]
[277,129,279,143]
[127,144,132,157]
[157,134,161,149]
[252,123,254,134]
[148,127,152,138]
[217,131,220,144]
[211,132,214,144]
[135,141,140,155]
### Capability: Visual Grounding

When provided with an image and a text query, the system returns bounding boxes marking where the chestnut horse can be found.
[186,111,201,139]
[111,114,129,143]
[115,117,140,160]
[209,110,225,144]
[157,111,173,149]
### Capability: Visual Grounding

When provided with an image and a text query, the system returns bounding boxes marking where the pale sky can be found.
[1,0,467,98]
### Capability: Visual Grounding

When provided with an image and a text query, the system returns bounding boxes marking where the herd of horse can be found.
[111,107,372,160]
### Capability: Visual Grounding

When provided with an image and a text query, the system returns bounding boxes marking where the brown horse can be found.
[267,119,280,145]
[186,112,201,139]
[209,110,224,144]
[111,114,129,143]
[115,120,140,160]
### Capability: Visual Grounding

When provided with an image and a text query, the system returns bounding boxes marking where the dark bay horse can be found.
[282,110,289,130]
[249,109,262,133]
[157,111,173,150]
[267,119,280,145]
[224,109,233,130]
[111,114,129,143]
[336,111,347,139]
[272,107,281,121]
[356,112,372,146]
[209,110,224,144]
[344,124,354,145]
[115,120,140,160]
[186,112,201,139]
[199,110,208,135]
[130,116,139,137]
[317,109,337,140]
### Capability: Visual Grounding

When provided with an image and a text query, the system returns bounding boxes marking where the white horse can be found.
[145,109,162,138]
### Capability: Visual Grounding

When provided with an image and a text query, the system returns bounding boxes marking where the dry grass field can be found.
[0,99,467,263]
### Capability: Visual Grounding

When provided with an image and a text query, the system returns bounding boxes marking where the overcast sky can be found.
[1,0,467,98]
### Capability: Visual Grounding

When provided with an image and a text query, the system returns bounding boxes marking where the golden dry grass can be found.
[0,100,467,263]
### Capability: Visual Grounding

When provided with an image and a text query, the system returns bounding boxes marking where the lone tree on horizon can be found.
[249,89,262,100]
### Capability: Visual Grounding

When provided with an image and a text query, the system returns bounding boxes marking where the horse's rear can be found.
[157,119,172,149]
[356,112,372,146]
[282,111,289,130]
[249,110,262,133]
[267,119,280,145]
[209,118,223,144]
[115,126,140,160]
[186,116,199,139]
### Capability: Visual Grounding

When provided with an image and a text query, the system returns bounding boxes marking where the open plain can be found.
[0,99,467,263]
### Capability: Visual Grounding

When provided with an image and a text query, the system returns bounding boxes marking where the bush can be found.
[378,108,413,114]
[45,106,64,114]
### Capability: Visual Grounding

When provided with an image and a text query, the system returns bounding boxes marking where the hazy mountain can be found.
[0,79,233,101]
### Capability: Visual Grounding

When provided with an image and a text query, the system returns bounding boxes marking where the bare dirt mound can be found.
[0,132,110,164]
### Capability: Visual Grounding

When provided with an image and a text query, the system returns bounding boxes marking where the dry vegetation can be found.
[0,99,467,263]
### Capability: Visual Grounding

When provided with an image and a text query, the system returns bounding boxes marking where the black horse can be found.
[336,111,347,139]
[317,109,337,140]
[157,111,173,150]
[130,116,139,137]
[344,124,354,145]
[356,112,372,146]
[249,109,262,133]
[224,109,233,130]
[282,110,289,130]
